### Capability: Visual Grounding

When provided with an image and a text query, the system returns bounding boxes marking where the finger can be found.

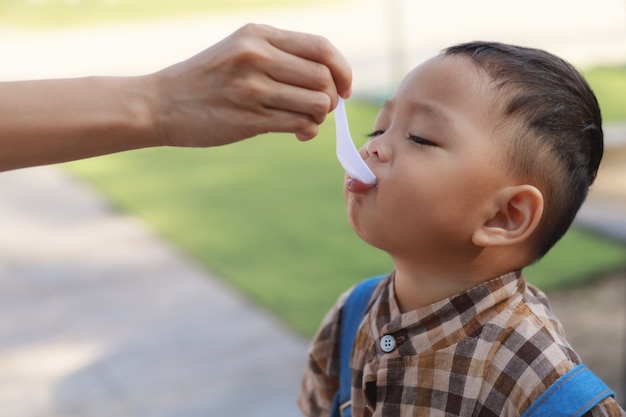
[261,50,338,115]
[252,106,320,141]
[241,83,326,139]
[258,24,353,99]
[256,80,332,125]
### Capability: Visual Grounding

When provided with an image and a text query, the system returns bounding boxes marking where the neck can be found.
[391,253,503,313]
[390,246,531,313]
[392,268,478,313]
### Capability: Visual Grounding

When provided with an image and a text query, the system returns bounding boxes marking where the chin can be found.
[347,217,387,251]
[345,194,387,249]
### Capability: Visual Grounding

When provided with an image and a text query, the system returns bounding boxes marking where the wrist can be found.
[120,74,165,149]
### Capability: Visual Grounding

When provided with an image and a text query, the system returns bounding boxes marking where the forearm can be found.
[0,76,158,171]
[0,24,352,171]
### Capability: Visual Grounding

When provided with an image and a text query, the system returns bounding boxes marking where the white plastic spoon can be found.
[335,98,377,185]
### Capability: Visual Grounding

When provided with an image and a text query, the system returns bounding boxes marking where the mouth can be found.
[345,177,377,194]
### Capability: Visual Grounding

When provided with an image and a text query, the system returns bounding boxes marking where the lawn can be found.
[64,102,391,337]
[584,66,626,122]
[64,76,626,337]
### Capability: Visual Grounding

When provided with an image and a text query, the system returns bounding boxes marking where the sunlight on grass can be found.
[65,102,392,336]
[525,229,626,291]
[64,99,626,337]
[584,66,626,122]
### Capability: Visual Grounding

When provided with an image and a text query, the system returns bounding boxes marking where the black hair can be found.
[444,42,603,258]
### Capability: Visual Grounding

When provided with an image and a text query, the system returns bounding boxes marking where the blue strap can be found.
[521,364,615,417]
[330,275,385,417]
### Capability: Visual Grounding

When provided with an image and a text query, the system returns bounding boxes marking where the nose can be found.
[361,134,389,162]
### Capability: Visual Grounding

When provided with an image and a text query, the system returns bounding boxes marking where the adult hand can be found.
[150,23,353,147]
[0,23,351,171]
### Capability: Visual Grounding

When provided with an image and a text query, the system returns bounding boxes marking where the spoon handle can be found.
[335,98,377,185]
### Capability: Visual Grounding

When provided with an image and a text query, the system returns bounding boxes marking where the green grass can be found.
[584,66,626,122]
[65,102,392,337]
[525,229,626,291]
[64,97,626,338]
[0,0,331,28]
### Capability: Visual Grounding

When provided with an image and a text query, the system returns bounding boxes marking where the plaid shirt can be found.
[299,271,624,416]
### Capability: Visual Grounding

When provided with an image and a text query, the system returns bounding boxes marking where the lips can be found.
[346,177,377,193]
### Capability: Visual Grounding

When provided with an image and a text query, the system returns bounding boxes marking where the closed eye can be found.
[366,130,384,139]
[366,131,436,147]
[408,135,436,146]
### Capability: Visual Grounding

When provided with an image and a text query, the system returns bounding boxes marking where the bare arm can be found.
[0,76,155,171]
[0,23,352,172]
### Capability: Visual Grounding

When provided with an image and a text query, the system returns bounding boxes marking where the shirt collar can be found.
[373,271,525,353]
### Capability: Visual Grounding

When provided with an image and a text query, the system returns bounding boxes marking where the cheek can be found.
[347,180,421,248]
[382,170,476,239]
[345,194,372,245]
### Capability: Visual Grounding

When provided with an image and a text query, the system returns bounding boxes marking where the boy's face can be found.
[346,55,511,269]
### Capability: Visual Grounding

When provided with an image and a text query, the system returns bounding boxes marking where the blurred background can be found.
[0,0,625,416]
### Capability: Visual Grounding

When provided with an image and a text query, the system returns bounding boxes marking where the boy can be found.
[298,42,625,416]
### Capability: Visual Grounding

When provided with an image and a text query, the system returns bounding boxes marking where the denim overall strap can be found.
[521,364,615,417]
[330,275,385,417]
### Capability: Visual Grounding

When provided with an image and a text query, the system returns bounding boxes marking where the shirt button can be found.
[380,335,396,352]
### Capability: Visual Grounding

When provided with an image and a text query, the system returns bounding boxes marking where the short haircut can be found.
[444,42,603,259]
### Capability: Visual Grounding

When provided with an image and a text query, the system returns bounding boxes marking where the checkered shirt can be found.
[298,271,624,416]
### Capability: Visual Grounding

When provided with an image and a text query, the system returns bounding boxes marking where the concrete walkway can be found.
[0,167,307,417]
[0,154,624,417]
[0,1,625,416]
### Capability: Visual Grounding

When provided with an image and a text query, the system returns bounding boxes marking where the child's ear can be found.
[472,185,544,248]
